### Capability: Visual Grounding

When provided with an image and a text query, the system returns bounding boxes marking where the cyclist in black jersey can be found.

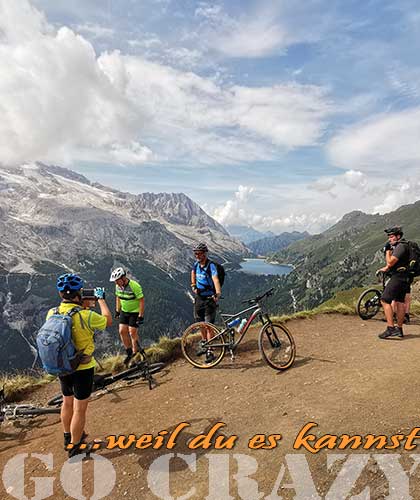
[378,227,410,339]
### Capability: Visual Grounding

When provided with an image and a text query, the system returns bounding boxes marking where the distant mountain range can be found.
[248,231,310,256]
[0,163,247,371]
[226,225,275,244]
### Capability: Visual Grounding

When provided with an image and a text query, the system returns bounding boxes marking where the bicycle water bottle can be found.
[227,317,241,329]
[237,318,247,333]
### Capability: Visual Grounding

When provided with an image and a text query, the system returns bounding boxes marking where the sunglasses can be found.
[194,251,205,256]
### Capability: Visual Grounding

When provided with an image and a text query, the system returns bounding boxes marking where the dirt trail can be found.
[2,313,420,499]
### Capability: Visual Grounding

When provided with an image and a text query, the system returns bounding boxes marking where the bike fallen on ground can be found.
[0,387,60,423]
[47,359,165,407]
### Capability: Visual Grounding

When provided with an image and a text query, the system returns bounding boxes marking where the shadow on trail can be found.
[0,417,59,453]
[381,333,420,341]
[212,358,266,371]
[291,355,336,371]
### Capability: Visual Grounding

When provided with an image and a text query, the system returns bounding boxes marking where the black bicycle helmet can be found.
[384,226,403,237]
[193,242,208,253]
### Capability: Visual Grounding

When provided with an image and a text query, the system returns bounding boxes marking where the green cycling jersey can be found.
[115,279,144,313]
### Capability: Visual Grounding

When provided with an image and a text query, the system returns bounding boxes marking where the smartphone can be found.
[81,288,97,300]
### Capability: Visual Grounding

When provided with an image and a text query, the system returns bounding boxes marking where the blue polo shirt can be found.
[194,260,218,297]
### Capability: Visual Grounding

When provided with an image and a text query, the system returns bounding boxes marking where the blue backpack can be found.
[36,307,85,376]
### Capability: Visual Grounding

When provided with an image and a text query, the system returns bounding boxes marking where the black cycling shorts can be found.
[194,295,217,323]
[381,274,410,304]
[119,311,140,328]
[59,368,94,400]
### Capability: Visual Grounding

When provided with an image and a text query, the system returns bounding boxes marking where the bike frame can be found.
[93,360,150,389]
[204,302,271,350]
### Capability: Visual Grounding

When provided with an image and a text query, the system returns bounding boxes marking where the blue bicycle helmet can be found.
[56,273,84,292]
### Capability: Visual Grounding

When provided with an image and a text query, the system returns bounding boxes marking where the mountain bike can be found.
[47,359,165,407]
[181,288,296,370]
[356,272,386,320]
[0,387,60,423]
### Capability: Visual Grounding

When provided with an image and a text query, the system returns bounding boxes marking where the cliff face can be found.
[0,163,246,274]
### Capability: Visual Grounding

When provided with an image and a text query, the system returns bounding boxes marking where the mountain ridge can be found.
[0,163,245,274]
[272,202,420,311]
[248,231,310,256]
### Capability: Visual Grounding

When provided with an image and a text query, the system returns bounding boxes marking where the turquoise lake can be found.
[239,258,293,276]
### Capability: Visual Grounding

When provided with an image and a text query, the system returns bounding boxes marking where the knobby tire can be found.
[258,322,296,370]
[181,322,226,368]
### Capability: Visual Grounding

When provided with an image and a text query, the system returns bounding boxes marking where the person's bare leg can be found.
[119,324,131,349]
[70,397,89,445]
[129,326,139,353]
[395,301,405,329]
[61,395,74,433]
[405,293,411,314]
[382,301,394,327]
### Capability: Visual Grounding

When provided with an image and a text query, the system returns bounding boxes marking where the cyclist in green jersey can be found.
[110,267,145,365]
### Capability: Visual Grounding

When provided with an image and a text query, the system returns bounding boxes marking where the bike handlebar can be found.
[241,288,274,305]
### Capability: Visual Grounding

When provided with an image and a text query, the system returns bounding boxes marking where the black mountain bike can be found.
[182,288,296,370]
[0,387,60,423]
[356,272,386,320]
[47,359,165,407]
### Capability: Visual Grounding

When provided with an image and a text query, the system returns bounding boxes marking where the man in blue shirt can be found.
[191,242,221,324]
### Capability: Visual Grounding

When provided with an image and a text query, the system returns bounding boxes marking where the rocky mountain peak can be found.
[0,163,246,274]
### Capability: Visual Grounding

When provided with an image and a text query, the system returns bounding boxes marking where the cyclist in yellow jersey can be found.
[110,267,145,365]
[49,273,112,458]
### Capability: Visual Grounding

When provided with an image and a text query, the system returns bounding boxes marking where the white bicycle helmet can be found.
[110,267,126,282]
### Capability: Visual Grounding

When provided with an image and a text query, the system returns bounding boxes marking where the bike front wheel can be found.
[181,322,226,369]
[258,322,296,371]
[356,288,382,320]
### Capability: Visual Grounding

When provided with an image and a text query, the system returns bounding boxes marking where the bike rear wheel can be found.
[356,288,382,320]
[258,322,296,370]
[181,322,226,368]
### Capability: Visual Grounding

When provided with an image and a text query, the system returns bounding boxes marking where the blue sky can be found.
[1,0,420,233]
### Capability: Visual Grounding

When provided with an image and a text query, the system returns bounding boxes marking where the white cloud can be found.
[327,107,420,172]
[211,185,339,233]
[0,0,49,43]
[235,185,254,202]
[232,84,330,147]
[74,23,115,40]
[0,25,140,165]
[194,1,331,58]
[310,177,336,193]
[212,185,254,226]
[373,180,420,214]
[0,0,331,167]
[342,169,367,189]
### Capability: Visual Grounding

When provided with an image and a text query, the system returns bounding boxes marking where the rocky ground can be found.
[2,313,420,499]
